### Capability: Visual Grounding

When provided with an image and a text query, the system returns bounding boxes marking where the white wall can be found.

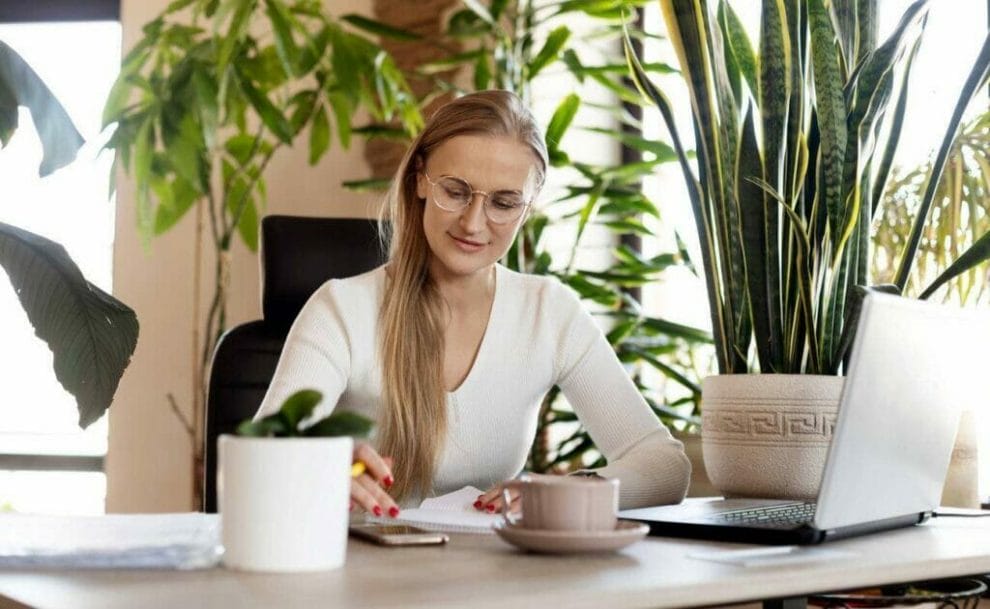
[106,0,379,512]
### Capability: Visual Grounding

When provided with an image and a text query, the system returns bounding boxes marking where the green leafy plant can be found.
[237,389,373,438]
[351,1,712,473]
[0,40,138,428]
[875,108,990,304]
[625,0,990,376]
[101,0,422,505]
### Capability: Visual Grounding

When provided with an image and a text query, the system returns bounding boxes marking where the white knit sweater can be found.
[256,264,690,509]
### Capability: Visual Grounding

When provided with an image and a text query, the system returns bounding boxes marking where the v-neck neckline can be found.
[445,264,502,396]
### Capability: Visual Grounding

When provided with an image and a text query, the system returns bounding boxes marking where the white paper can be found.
[366,486,502,534]
[688,545,854,567]
[0,512,221,569]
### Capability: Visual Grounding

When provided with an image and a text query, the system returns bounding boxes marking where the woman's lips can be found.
[449,233,486,252]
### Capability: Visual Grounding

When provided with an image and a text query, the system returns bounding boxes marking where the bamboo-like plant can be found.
[101,0,422,507]
[350,0,712,473]
[625,0,990,376]
[875,109,990,304]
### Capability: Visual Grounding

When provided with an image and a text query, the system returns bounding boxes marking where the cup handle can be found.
[501,485,521,527]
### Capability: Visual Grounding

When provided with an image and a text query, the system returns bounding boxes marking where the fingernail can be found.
[383,476,394,488]
[486,504,496,513]
[373,505,383,517]
[388,506,400,518]
[473,500,483,510]
[349,501,354,511]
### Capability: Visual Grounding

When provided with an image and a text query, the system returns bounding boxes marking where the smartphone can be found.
[348,523,449,546]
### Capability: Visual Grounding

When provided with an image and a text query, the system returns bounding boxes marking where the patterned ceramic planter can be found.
[701,374,844,500]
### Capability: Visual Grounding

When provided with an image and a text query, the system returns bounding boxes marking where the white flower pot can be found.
[218,435,352,572]
[701,374,843,500]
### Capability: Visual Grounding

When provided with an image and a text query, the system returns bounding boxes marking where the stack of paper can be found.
[0,512,221,569]
[366,486,502,534]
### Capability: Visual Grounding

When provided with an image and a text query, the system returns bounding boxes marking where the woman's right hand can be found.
[351,441,400,519]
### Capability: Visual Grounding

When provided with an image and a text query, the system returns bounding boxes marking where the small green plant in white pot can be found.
[219,390,371,572]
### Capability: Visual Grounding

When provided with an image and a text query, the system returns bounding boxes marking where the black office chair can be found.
[203,215,388,512]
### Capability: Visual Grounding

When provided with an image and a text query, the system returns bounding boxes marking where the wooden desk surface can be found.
[1,517,989,609]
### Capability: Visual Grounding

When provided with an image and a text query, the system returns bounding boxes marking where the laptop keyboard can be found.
[711,503,817,527]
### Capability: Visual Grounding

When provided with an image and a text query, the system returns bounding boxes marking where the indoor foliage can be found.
[101,0,423,506]
[0,40,138,429]
[351,0,713,473]
[626,0,990,376]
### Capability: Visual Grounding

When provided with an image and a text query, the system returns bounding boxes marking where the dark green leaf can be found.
[0,222,139,428]
[236,416,289,437]
[305,411,374,438]
[278,389,324,432]
[341,14,421,41]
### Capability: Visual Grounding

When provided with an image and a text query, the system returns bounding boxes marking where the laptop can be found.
[620,293,989,545]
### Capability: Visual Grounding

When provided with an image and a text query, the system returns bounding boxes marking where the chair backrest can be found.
[203,215,388,512]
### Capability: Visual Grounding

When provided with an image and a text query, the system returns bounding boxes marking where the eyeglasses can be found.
[422,171,532,225]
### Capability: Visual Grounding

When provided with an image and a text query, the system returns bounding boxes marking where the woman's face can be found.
[416,134,540,283]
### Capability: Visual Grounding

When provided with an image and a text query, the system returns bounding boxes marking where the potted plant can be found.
[219,389,371,572]
[625,0,990,498]
[345,1,714,482]
[101,0,422,509]
[0,40,138,429]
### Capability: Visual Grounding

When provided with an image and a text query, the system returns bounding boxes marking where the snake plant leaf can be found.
[808,0,848,252]
[718,0,758,104]
[894,30,990,291]
[919,230,990,301]
[0,41,84,175]
[737,106,774,371]
[0,222,139,428]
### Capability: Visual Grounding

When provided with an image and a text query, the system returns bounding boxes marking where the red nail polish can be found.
[473,500,483,509]
[383,476,394,488]
[373,505,383,517]
[486,504,496,513]
[389,506,400,518]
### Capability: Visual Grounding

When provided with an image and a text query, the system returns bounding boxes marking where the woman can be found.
[256,90,690,519]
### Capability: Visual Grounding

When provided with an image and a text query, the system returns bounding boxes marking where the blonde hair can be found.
[378,90,549,501]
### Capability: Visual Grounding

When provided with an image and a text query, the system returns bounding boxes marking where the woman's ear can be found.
[414,156,427,200]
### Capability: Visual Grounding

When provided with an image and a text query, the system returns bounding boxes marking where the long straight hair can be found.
[378,90,549,502]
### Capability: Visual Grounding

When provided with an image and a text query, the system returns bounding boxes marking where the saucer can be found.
[493,519,649,554]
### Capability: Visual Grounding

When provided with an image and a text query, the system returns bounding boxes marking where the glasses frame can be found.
[421,171,533,225]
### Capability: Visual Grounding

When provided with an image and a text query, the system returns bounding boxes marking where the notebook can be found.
[620,293,990,545]
[364,486,501,534]
[0,512,221,569]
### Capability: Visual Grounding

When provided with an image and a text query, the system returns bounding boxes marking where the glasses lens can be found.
[486,192,527,224]
[433,177,471,211]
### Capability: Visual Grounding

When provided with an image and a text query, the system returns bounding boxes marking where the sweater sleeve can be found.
[553,283,690,509]
[254,280,351,424]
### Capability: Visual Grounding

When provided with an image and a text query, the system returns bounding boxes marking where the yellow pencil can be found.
[351,461,366,478]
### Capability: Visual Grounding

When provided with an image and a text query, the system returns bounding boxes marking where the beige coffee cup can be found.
[501,475,619,532]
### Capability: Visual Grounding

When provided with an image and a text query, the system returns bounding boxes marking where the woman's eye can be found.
[491,195,523,209]
[442,184,470,199]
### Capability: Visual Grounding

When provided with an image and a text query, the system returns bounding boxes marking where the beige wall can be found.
[106,0,380,512]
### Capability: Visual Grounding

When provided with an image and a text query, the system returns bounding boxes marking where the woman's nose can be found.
[459,192,488,232]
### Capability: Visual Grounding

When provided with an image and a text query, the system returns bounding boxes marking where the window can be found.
[0,10,121,514]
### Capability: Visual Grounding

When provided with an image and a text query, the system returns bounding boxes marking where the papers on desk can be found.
[688,545,854,568]
[0,512,221,569]
[365,486,501,534]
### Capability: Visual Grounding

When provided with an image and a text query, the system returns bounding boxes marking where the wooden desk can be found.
[1,517,989,609]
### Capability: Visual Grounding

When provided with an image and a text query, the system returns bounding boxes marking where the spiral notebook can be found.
[365,486,501,534]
